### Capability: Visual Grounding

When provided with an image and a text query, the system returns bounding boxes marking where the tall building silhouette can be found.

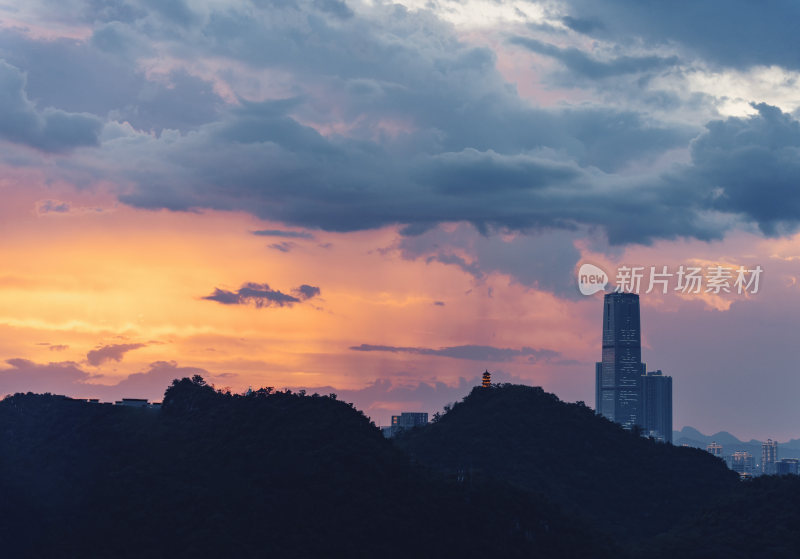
[596,292,646,430]
[762,439,778,474]
[641,370,672,443]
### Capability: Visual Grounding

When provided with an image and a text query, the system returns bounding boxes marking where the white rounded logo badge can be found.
[578,263,608,296]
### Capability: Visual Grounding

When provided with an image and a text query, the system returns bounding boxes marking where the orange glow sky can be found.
[4,173,800,437]
[2,0,800,440]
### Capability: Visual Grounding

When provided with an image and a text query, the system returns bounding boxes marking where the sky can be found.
[1,0,800,440]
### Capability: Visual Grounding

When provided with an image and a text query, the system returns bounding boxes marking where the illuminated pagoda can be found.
[482,370,491,388]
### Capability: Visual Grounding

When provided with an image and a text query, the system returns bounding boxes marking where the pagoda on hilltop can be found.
[481,370,491,388]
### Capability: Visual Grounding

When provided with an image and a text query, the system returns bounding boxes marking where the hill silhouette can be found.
[394,383,740,542]
[0,377,612,558]
[644,475,800,559]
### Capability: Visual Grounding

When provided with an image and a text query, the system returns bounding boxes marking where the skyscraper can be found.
[762,439,778,474]
[641,370,672,443]
[596,292,646,430]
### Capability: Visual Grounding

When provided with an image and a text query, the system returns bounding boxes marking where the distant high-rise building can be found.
[729,451,755,477]
[706,441,723,456]
[762,439,779,474]
[641,370,672,443]
[383,412,429,438]
[775,458,799,475]
[595,292,646,430]
[482,370,491,388]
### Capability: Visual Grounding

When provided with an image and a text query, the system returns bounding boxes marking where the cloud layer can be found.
[0,0,798,247]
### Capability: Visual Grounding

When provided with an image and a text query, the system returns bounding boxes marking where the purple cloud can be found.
[203,282,320,308]
[86,343,146,366]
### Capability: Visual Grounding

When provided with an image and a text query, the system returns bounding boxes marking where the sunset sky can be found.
[1,0,800,439]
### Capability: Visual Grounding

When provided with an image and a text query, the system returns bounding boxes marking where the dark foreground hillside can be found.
[643,475,800,559]
[0,377,612,559]
[394,384,740,543]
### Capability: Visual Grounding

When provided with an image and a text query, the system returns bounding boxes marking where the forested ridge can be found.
[0,378,795,558]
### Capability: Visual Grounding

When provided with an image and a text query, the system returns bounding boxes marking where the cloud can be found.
[268,242,294,253]
[0,358,89,396]
[686,103,800,235]
[202,282,320,308]
[294,284,321,300]
[17,1,698,247]
[36,200,71,214]
[36,342,69,351]
[0,358,219,402]
[252,229,314,239]
[0,27,222,133]
[2,0,800,251]
[562,0,800,70]
[349,343,559,363]
[398,224,585,298]
[35,199,107,217]
[86,343,146,366]
[0,60,102,152]
[107,360,211,397]
[509,36,679,79]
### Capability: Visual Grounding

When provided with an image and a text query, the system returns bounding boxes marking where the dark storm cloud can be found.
[398,225,585,298]
[0,28,222,132]
[203,282,320,308]
[86,343,146,366]
[563,0,800,70]
[350,343,559,363]
[509,36,679,79]
[110,98,702,245]
[688,103,800,235]
[0,60,102,152]
[3,0,800,249]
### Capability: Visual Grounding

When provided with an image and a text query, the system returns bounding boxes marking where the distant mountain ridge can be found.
[674,426,800,458]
